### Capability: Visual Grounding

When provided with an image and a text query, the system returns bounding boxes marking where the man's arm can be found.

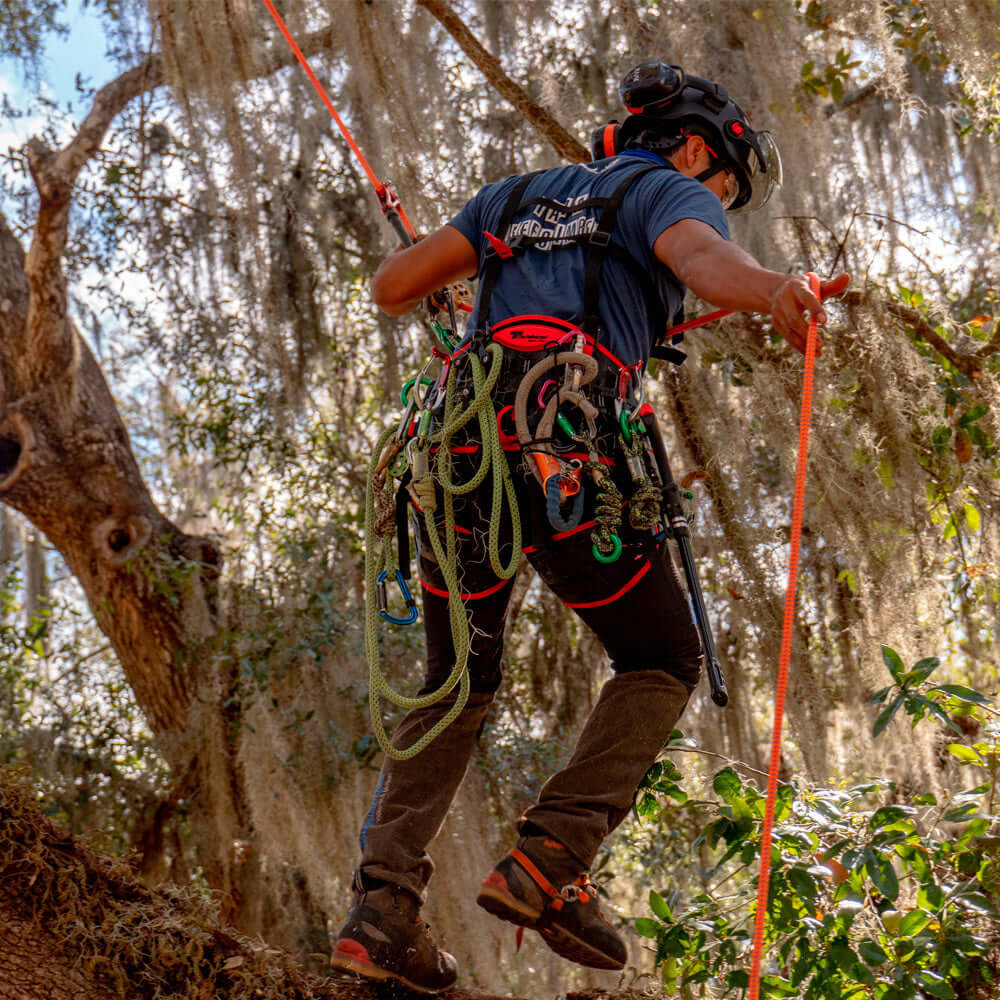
[653,219,850,354]
[371,225,479,316]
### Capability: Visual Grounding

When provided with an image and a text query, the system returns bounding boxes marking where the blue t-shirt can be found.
[448,150,730,364]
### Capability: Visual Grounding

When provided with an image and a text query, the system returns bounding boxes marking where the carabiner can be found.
[628,377,647,424]
[537,378,557,408]
[592,534,623,564]
[400,375,434,406]
[376,569,418,625]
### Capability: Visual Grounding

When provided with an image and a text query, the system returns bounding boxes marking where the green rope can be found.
[590,463,625,558]
[364,344,521,760]
[623,433,661,531]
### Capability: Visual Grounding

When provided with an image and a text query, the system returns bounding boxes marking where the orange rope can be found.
[259,0,417,238]
[746,272,822,998]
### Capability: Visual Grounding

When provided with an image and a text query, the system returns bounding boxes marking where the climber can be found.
[332,61,850,993]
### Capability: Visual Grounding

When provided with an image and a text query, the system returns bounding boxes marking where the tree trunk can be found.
[0,56,334,954]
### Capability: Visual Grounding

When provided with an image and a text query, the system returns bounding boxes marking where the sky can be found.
[1,3,113,147]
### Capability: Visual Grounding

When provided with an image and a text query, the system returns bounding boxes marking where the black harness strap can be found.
[579,161,663,346]
[475,170,542,344]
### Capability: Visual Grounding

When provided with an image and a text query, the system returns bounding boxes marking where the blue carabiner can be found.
[377,569,418,625]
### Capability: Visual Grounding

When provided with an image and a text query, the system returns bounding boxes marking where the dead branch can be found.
[844,289,995,381]
[415,0,590,164]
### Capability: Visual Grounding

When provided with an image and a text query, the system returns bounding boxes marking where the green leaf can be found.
[947,743,985,764]
[830,938,858,973]
[943,513,958,541]
[917,970,956,998]
[933,425,952,454]
[958,405,988,426]
[903,656,940,684]
[868,855,899,900]
[898,908,931,936]
[635,917,661,938]
[713,767,741,801]
[788,866,818,903]
[869,805,915,831]
[873,695,904,737]
[933,684,990,705]
[918,883,946,911]
[649,890,673,922]
[881,645,905,682]
[943,802,980,823]
[858,938,889,966]
[868,684,893,706]
[964,504,980,532]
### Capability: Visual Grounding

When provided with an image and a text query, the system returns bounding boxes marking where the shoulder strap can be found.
[474,161,677,357]
[474,171,542,336]
[581,161,665,347]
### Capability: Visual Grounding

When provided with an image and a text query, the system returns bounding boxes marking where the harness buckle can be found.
[589,229,611,246]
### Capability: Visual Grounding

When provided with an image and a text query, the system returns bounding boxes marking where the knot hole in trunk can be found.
[0,413,36,492]
[94,514,153,567]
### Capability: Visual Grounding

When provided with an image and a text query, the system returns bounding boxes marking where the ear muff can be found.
[590,121,622,161]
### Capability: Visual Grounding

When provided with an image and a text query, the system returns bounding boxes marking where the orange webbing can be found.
[746,272,822,998]
[259,0,417,237]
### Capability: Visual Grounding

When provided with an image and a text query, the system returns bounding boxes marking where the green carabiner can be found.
[619,409,634,446]
[619,408,646,446]
[556,410,576,439]
[400,375,434,406]
[592,534,623,564]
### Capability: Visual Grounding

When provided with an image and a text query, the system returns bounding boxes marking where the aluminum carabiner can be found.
[376,569,418,626]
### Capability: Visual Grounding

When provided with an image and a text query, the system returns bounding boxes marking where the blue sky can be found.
[1,3,113,114]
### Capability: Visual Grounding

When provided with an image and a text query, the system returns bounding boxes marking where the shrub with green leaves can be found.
[634,647,1000,999]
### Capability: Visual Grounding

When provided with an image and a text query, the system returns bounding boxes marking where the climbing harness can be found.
[260,1,819,773]
[747,274,822,998]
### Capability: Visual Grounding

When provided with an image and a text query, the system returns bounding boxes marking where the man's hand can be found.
[768,272,850,355]
[654,219,852,357]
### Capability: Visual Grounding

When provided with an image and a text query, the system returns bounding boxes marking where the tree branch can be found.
[415,0,590,164]
[844,289,995,381]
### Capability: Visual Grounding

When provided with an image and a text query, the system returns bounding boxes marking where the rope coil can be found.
[365,345,521,761]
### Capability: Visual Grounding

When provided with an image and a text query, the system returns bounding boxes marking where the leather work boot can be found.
[476,834,627,970]
[332,883,458,994]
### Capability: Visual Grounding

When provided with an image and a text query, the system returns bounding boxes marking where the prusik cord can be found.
[746,272,822,997]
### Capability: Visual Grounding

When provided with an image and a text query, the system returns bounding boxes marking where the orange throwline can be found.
[746,272,822,998]
[259,0,417,238]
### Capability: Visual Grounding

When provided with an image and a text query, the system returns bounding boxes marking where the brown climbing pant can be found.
[357,489,701,897]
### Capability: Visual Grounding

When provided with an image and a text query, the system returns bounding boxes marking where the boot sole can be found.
[476,880,542,927]
[477,879,624,971]
[537,922,626,971]
[331,952,455,995]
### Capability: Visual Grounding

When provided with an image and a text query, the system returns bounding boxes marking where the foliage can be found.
[636,648,1000,999]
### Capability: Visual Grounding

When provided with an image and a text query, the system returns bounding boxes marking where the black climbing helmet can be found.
[590,61,782,213]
